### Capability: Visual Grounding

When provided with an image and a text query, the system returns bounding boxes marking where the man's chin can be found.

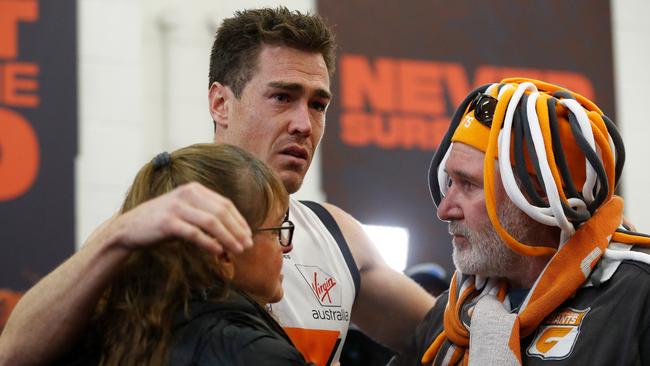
[453,259,503,278]
[279,172,304,194]
[452,250,486,276]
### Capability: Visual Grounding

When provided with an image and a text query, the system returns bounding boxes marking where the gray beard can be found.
[449,200,536,278]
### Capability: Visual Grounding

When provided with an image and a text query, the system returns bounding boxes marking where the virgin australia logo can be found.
[296,264,341,307]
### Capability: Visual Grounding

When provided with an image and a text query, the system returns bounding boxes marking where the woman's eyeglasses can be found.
[255,219,295,247]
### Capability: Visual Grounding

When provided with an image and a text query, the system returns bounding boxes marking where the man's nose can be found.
[437,191,463,222]
[288,103,312,136]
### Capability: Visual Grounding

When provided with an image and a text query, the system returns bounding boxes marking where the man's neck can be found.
[506,255,550,289]
[506,223,559,289]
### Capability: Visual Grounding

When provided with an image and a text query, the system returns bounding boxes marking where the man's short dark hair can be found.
[209,7,336,97]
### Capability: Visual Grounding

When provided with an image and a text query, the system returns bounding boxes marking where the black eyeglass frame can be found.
[254,218,295,247]
[467,93,498,127]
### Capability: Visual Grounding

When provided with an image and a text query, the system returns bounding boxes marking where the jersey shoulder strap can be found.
[299,200,361,297]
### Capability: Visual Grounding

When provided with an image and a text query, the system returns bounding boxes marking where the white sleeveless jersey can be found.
[270,198,359,366]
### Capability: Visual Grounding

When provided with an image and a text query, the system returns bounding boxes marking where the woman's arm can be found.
[0,183,253,365]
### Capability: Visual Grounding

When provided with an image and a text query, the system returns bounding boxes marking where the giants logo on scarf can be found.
[296,264,341,307]
[527,307,590,360]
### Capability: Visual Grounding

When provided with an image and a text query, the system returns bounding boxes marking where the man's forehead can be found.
[445,143,485,177]
[254,45,329,81]
[449,143,485,163]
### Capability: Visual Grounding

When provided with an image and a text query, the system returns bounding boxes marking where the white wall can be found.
[77,0,148,246]
[76,0,650,247]
[611,0,650,232]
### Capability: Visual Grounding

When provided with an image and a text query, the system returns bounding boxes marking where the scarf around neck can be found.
[421,196,623,366]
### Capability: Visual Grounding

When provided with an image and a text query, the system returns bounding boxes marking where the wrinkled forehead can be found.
[253,45,330,88]
[444,143,486,175]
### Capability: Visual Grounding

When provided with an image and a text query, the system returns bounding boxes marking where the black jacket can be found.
[390,258,650,365]
[168,291,314,365]
[60,291,313,365]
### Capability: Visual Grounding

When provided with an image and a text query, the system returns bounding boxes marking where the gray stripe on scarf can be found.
[468,294,520,366]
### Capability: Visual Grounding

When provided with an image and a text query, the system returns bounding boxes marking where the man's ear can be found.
[209,82,232,129]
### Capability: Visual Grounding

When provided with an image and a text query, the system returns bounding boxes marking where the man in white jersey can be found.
[0,7,434,366]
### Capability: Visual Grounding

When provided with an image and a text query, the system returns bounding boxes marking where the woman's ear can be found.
[217,252,235,280]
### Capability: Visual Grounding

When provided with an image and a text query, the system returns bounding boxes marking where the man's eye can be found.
[461,180,475,190]
[446,176,474,191]
[310,101,327,112]
[273,94,290,103]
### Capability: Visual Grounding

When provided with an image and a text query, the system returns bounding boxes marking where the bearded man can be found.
[391,78,650,365]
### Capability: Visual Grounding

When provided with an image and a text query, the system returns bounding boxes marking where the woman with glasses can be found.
[73,143,311,365]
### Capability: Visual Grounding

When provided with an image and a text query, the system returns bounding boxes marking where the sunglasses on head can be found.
[467,93,498,127]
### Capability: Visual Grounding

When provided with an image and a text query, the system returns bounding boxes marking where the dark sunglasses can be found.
[254,212,294,247]
[467,93,498,127]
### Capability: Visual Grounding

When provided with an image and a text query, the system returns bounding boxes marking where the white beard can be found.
[449,199,537,278]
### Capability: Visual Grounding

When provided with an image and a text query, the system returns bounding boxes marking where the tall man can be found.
[391,78,650,365]
[0,8,434,366]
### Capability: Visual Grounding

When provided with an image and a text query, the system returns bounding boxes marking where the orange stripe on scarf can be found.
[517,196,622,337]
[444,277,474,347]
